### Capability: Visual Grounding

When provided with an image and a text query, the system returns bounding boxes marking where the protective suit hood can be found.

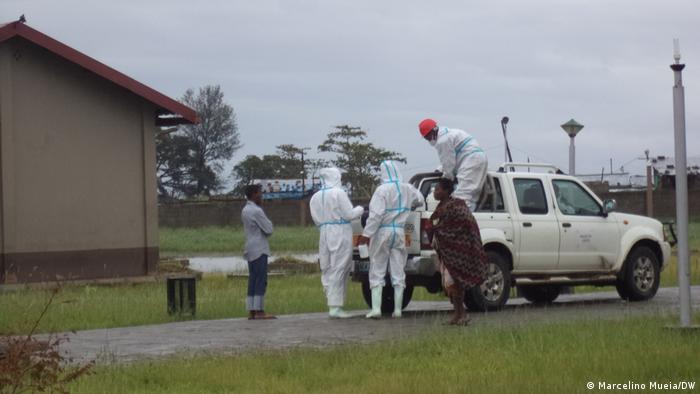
[380,160,403,184]
[320,167,342,189]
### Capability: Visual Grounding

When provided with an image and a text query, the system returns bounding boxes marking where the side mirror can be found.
[603,199,617,214]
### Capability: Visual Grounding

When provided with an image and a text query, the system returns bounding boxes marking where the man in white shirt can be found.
[241,184,276,320]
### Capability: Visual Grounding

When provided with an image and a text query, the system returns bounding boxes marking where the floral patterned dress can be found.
[430,197,488,289]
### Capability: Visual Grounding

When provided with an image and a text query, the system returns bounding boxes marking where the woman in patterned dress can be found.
[429,178,488,325]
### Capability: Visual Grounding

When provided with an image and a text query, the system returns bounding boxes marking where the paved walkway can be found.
[51,286,699,364]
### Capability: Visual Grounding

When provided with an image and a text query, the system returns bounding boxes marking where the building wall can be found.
[0,38,159,283]
[597,189,700,221]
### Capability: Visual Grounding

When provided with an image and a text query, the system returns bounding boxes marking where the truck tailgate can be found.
[351,212,421,254]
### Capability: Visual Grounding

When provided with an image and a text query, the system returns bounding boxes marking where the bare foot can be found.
[447,314,471,326]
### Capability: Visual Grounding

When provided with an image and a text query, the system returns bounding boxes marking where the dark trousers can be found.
[246,254,268,311]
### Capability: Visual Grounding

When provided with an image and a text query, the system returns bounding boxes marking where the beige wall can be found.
[0,37,159,256]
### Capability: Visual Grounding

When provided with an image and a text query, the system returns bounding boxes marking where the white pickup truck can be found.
[351,163,673,312]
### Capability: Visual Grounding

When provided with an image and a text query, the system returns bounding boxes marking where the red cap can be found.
[419,118,438,137]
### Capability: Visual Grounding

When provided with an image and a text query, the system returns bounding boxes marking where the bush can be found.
[0,287,93,393]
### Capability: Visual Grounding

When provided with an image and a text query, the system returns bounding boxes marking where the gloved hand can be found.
[356,235,370,246]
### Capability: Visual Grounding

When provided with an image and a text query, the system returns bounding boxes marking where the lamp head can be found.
[560,119,584,138]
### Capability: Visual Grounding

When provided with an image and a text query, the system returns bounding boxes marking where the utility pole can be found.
[300,147,310,196]
[670,39,693,328]
[645,150,653,217]
[299,147,311,226]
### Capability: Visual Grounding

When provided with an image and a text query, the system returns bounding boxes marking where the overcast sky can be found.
[3,0,699,182]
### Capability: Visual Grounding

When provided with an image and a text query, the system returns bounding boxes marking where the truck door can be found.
[511,178,560,270]
[551,179,620,270]
[474,176,514,250]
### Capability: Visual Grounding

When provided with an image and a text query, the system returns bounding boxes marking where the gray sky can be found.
[3,0,699,182]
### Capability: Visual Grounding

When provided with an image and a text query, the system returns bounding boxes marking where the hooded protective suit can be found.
[362,161,424,290]
[434,126,488,210]
[309,168,364,310]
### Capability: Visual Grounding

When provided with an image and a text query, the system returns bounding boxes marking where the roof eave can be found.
[0,21,198,124]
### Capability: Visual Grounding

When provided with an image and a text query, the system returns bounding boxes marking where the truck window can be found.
[513,178,548,215]
[552,180,602,216]
[476,178,505,212]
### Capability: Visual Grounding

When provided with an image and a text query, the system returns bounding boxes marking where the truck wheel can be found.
[616,246,660,301]
[518,285,561,304]
[465,250,511,312]
[361,277,414,313]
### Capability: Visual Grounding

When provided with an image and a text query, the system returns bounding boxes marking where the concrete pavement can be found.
[50,286,699,364]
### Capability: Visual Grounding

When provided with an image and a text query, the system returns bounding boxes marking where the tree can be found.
[230,154,281,196]
[318,125,405,198]
[230,144,326,196]
[274,144,326,179]
[276,144,305,179]
[178,85,241,196]
[156,131,195,199]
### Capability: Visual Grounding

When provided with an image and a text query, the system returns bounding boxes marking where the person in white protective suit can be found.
[357,160,424,318]
[418,118,488,211]
[309,167,364,318]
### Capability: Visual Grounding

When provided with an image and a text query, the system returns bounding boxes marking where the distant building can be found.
[579,156,700,192]
[0,20,197,283]
[578,172,647,191]
[650,156,700,190]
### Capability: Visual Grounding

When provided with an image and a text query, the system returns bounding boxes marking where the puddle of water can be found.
[188,254,319,273]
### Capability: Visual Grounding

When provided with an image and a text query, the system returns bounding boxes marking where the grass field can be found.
[160,221,699,257]
[0,274,367,336]
[1,223,696,336]
[2,257,698,335]
[67,315,700,393]
[160,226,319,256]
[3,256,698,336]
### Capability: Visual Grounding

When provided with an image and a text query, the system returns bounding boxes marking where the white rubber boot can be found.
[392,286,404,318]
[365,286,382,319]
[329,307,352,319]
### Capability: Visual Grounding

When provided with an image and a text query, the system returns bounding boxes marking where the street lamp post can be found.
[670,39,693,328]
[561,119,584,175]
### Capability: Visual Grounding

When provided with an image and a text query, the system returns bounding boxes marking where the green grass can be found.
[68,315,700,393]
[2,257,696,336]
[660,253,700,287]
[0,274,366,336]
[159,226,319,256]
[3,223,696,335]
[159,221,699,257]
[686,221,699,251]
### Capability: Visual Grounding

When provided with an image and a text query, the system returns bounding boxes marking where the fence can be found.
[158,190,700,228]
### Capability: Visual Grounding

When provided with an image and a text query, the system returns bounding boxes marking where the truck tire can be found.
[518,285,561,304]
[464,250,511,312]
[616,246,660,301]
[361,277,414,313]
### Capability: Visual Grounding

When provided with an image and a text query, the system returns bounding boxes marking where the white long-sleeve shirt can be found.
[241,200,274,262]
